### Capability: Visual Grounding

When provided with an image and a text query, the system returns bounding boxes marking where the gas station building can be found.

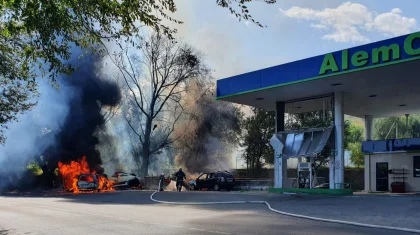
[216,31,420,193]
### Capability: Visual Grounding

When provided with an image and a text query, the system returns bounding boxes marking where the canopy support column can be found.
[333,92,345,189]
[275,102,287,188]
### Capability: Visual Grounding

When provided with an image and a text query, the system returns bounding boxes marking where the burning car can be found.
[76,174,111,192]
[110,172,141,189]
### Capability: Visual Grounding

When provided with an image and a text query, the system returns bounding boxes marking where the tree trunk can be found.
[141,147,150,178]
[141,117,153,178]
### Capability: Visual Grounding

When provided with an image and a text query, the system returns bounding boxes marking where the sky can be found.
[165,0,420,169]
[170,0,419,80]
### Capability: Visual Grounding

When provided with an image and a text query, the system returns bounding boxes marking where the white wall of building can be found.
[364,153,420,192]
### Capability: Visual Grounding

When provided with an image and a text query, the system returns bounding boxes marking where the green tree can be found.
[374,115,420,140]
[0,0,275,144]
[348,142,363,167]
[242,108,275,172]
[344,119,364,148]
[343,119,365,166]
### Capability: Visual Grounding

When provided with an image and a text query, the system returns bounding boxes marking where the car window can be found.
[209,173,218,179]
[79,175,87,181]
[223,172,232,177]
[79,175,94,182]
[198,173,207,180]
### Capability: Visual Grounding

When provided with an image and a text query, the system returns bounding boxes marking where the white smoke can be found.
[0,79,75,175]
[0,48,119,189]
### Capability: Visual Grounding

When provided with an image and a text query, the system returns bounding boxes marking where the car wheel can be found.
[214,184,220,191]
[189,184,195,191]
[128,178,140,188]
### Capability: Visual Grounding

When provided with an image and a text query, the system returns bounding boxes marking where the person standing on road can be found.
[158,173,165,191]
[174,168,186,192]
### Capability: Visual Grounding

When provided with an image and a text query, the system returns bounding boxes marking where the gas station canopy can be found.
[216,32,420,118]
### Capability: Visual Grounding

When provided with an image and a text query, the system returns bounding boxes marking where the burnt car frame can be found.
[76,174,110,192]
[109,172,141,189]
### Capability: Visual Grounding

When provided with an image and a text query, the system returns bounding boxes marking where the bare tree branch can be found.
[108,32,208,177]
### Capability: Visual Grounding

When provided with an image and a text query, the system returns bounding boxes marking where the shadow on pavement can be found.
[0,229,9,235]
[0,189,347,208]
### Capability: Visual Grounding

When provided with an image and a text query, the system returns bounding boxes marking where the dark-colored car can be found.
[189,171,235,191]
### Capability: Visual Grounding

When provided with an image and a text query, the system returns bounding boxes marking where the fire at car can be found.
[57,156,143,193]
[58,156,115,193]
[76,174,112,192]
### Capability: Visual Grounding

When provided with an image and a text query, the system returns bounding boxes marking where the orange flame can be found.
[58,156,114,193]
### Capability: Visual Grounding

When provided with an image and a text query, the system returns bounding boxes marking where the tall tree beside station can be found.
[348,142,364,167]
[344,119,364,167]
[374,115,420,140]
[242,108,275,171]
[344,120,364,149]
[110,33,208,177]
[0,0,276,144]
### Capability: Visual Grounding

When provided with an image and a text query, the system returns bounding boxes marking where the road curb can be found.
[150,192,420,234]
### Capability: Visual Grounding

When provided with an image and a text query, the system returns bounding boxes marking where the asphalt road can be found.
[0,191,415,235]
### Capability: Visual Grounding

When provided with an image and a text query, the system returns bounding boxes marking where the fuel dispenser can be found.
[297,158,315,188]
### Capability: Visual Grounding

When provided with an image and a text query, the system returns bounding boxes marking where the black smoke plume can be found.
[0,51,121,191]
[41,53,121,173]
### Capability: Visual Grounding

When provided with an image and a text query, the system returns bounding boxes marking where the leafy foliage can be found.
[344,119,364,148]
[216,0,276,27]
[0,0,180,144]
[344,119,364,166]
[2,0,182,81]
[374,115,420,140]
[0,0,275,144]
[0,21,37,144]
[26,162,43,176]
[348,142,363,167]
[285,110,333,130]
[242,107,275,171]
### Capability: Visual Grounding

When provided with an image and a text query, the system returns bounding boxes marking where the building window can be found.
[414,156,420,178]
